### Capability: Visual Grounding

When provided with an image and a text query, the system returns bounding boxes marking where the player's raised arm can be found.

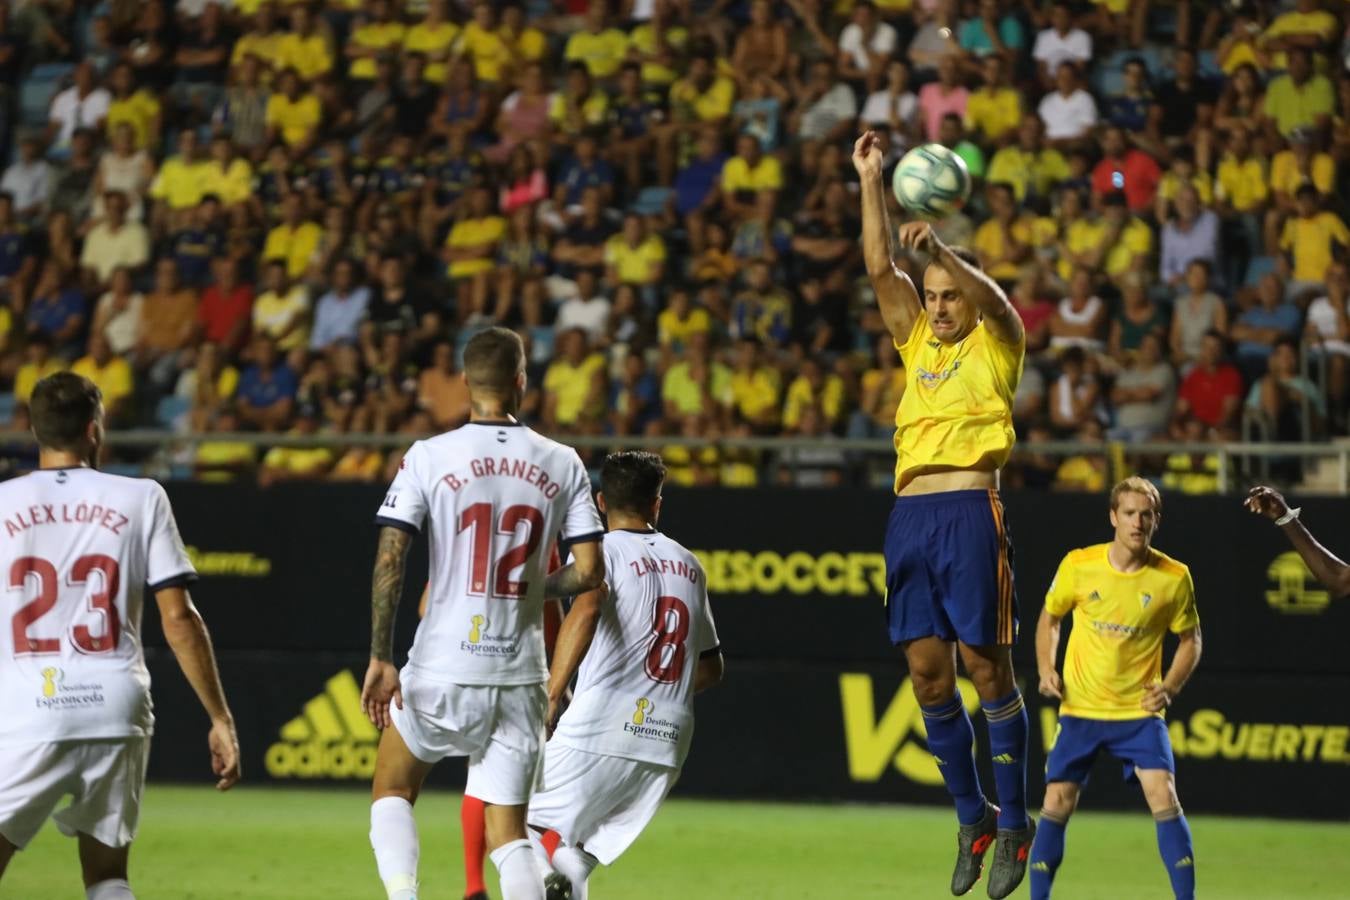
[543,539,605,598]
[853,130,923,344]
[155,585,240,790]
[363,524,413,729]
[545,583,605,731]
[899,221,1025,347]
[1246,486,1350,597]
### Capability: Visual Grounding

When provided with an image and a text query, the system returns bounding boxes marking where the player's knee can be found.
[907,668,956,706]
[961,650,1014,699]
[1140,774,1179,813]
[1041,782,1080,820]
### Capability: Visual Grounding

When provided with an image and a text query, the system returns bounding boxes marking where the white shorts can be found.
[527,744,680,865]
[0,738,149,850]
[390,668,546,807]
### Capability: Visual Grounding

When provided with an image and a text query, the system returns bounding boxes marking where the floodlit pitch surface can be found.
[6,787,1348,898]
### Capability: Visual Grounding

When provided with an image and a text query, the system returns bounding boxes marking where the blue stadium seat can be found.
[156,396,190,428]
[1244,255,1277,288]
[632,187,672,217]
[102,462,143,478]
[0,393,15,424]
[19,63,73,130]
[168,463,194,481]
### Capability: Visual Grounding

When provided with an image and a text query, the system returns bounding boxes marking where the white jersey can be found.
[377,422,603,686]
[0,468,195,747]
[552,530,720,768]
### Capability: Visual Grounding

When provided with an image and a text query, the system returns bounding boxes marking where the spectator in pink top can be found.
[499,145,548,214]
[918,56,969,142]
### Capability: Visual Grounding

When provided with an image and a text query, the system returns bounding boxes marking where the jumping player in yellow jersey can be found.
[852,130,1032,899]
[1030,478,1202,900]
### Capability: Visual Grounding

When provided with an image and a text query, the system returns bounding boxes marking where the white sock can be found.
[370,796,419,900]
[86,879,135,900]
[490,838,545,900]
[552,846,598,900]
[528,829,554,872]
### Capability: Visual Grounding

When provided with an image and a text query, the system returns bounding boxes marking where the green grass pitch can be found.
[5,786,1348,899]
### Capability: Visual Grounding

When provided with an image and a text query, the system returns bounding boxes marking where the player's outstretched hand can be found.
[209,717,241,791]
[896,220,939,256]
[361,658,404,730]
[1037,668,1064,701]
[851,130,884,180]
[1141,683,1173,713]
[1244,485,1290,521]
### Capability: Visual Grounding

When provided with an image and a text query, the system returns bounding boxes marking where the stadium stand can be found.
[0,0,1348,492]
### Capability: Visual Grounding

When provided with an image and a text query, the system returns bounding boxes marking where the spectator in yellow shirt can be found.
[403,0,459,84]
[987,115,1071,204]
[443,186,505,320]
[782,356,845,432]
[105,63,160,152]
[657,288,712,351]
[71,334,132,424]
[1060,191,1153,280]
[662,333,732,425]
[965,56,1023,145]
[658,52,736,183]
[13,335,66,404]
[721,133,782,224]
[457,2,512,85]
[265,68,322,156]
[1270,128,1336,208]
[549,64,610,146]
[1261,48,1334,138]
[1281,185,1350,286]
[230,4,284,75]
[729,337,781,432]
[345,0,405,81]
[564,3,629,81]
[276,5,333,83]
[263,194,324,279]
[543,328,607,433]
[853,334,906,437]
[147,129,209,230]
[973,182,1034,283]
[499,4,546,65]
[604,213,666,290]
[252,260,311,353]
[1153,146,1213,223]
[1262,0,1339,71]
[259,407,334,487]
[202,135,253,219]
[1214,126,1268,215]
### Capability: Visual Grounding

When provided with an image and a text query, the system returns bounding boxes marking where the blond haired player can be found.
[362,327,605,900]
[853,129,1032,898]
[0,372,240,900]
[1030,478,1201,900]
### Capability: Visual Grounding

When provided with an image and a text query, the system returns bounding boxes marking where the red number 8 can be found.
[644,595,689,684]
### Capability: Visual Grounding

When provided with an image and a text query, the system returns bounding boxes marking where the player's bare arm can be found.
[363,525,412,729]
[417,583,428,619]
[542,538,605,598]
[899,221,1025,347]
[1246,486,1350,597]
[156,585,240,791]
[694,652,725,694]
[1035,608,1065,701]
[544,583,605,731]
[1144,625,1202,713]
[853,130,922,344]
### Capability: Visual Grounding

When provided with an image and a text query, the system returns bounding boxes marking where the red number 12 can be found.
[457,503,544,599]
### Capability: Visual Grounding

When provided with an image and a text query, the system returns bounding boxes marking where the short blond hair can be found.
[1110,476,1162,514]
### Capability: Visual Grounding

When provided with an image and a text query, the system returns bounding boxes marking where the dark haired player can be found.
[0,373,239,899]
[854,129,1032,898]
[528,451,723,900]
[363,327,605,900]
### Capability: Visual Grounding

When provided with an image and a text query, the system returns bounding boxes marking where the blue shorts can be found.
[1045,715,1175,785]
[883,489,1018,646]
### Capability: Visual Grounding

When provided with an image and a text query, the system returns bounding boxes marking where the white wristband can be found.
[1275,507,1302,527]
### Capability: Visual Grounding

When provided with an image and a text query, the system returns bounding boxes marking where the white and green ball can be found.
[891,143,972,219]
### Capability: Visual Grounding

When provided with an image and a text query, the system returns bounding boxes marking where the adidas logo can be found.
[992,753,1017,764]
[1087,590,1102,602]
[265,670,380,779]
[1174,857,1194,869]
[1031,862,1050,873]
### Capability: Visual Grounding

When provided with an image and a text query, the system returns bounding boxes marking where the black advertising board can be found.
[163,485,1350,674]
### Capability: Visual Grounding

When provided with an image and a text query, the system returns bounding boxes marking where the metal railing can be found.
[0,430,1346,494]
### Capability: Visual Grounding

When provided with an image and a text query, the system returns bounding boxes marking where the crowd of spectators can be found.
[1,0,1349,490]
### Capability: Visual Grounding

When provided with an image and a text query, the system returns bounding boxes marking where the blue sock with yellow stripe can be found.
[920,693,987,826]
[1028,810,1067,900]
[1154,807,1195,900]
[982,688,1029,829]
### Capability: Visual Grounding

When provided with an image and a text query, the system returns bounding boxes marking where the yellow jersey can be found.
[893,314,1023,493]
[106,91,160,150]
[1045,544,1199,721]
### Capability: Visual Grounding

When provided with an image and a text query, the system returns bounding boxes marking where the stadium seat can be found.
[632,187,672,217]
[0,393,15,424]
[19,63,73,130]
[1244,256,1277,288]
[156,396,191,429]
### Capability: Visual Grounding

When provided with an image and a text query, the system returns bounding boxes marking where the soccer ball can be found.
[891,144,971,219]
